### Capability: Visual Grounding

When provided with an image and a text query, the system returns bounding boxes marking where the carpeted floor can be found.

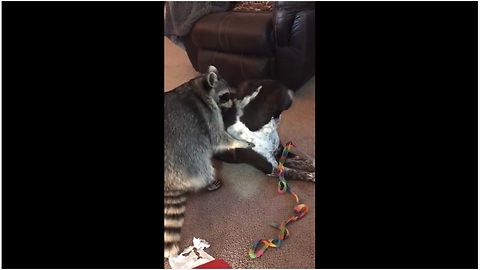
[164,37,316,269]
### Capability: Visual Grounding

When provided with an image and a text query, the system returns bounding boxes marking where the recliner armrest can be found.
[191,12,274,56]
[272,1,315,47]
[274,1,315,12]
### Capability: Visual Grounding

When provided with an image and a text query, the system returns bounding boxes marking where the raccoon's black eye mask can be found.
[219,93,230,103]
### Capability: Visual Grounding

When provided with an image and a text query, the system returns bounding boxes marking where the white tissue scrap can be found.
[192,237,211,249]
[168,238,215,269]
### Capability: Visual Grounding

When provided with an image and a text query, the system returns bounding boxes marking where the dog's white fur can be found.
[226,117,280,168]
[226,86,281,167]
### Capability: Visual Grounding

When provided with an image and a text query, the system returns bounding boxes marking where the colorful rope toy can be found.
[248,142,309,259]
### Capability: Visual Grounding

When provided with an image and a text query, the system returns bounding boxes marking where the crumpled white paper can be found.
[168,238,215,269]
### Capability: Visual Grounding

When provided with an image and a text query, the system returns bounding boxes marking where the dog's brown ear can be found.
[238,85,261,109]
[226,90,237,100]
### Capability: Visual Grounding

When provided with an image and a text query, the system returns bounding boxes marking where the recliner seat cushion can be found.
[191,12,274,56]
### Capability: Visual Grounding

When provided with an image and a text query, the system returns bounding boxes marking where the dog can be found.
[213,79,315,184]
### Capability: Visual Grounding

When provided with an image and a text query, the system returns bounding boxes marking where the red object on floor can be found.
[193,259,232,269]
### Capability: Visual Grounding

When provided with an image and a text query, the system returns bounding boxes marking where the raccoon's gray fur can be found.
[164,66,253,258]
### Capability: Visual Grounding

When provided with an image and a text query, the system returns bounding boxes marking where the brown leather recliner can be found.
[181,2,315,91]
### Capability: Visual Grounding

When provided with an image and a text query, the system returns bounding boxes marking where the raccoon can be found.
[164,66,253,258]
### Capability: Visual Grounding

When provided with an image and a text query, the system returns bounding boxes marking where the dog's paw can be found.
[282,167,315,183]
[267,167,280,177]
[285,156,315,172]
[307,172,315,183]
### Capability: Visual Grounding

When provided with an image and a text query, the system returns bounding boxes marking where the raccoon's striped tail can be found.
[164,190,188,258]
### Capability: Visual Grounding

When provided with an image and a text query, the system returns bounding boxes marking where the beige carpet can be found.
[164,37,315,269]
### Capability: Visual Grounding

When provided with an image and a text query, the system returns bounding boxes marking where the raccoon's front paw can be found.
[240,140,255,149]
[246,141,255,149]
[206,178,222,191]
[233,139,255,149]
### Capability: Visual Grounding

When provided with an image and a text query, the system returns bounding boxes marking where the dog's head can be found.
[230,80,294,131]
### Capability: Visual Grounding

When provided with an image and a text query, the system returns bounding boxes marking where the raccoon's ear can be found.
[208,65,218,73]
[207,71,218,88]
